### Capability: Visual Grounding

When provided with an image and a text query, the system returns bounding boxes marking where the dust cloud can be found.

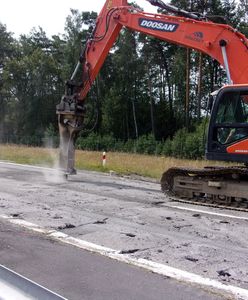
[41,137,65,184]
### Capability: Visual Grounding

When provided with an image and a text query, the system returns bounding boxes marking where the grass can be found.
[0,144,232,180]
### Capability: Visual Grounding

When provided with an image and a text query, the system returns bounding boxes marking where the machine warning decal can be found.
[139,18,179,32]
[185,32,204,42]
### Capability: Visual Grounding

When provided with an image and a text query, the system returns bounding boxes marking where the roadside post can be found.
[102,151,106,167]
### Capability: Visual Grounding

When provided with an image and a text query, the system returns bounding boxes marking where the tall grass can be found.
[0,144,231,180]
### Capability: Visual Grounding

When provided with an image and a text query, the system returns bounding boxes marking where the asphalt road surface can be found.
[0,220,227,300]
[0,161,247,299]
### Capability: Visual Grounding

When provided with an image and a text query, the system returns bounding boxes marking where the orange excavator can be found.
[56,0,248,209]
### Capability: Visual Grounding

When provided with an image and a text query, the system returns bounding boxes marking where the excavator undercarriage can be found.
[161,166,248,210]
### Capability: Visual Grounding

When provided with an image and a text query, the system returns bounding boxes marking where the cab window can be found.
[215,92,248,144]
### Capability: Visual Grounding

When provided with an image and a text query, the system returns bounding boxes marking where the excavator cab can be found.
[161,85,248,206]
[206,85,248,163]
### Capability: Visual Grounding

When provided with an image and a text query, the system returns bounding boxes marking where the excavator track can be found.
[161,166,248,211]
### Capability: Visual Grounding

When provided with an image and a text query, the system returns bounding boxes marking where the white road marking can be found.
[0,265,67,300]
[1,215,248,300]
[0,281,31,300]
[167,205,248,221]
[0,161,53,171]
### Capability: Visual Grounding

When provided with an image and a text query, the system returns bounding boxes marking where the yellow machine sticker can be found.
[107,0,113,10]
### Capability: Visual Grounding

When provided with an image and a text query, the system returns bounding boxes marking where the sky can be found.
[0,0,158,37]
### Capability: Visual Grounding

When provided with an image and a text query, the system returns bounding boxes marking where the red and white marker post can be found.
[102,151,106,167]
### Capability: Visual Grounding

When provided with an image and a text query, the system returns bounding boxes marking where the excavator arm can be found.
[56,0,248,174]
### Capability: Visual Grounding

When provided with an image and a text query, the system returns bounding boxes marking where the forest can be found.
[0,0,248,159]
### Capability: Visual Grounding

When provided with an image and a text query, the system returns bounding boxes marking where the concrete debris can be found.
[119,249,140,254]
[153,201,165,206]
[184,256,199,262]
[10,213,21,218]
[53,214,63,219]
[125,233,136,238]
[173,224,192,230]
[217,270,231,277]
[93,218,108,224]
[58,223,76,230]
[181,243,190,247]
[219,220,229,224]
[192,214,201,218]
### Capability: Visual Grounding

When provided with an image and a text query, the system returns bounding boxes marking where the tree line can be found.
[0,0,248,158]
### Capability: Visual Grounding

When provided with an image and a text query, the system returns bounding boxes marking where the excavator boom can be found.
[61,0,248,106]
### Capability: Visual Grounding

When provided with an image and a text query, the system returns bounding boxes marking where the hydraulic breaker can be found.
[56,81,85,174]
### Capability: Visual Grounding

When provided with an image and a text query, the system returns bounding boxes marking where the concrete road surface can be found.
[0,161,247,299]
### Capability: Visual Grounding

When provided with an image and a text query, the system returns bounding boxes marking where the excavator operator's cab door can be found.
[206,85,248,163]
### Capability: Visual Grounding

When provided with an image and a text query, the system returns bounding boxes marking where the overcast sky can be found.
[0,0,158,37]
